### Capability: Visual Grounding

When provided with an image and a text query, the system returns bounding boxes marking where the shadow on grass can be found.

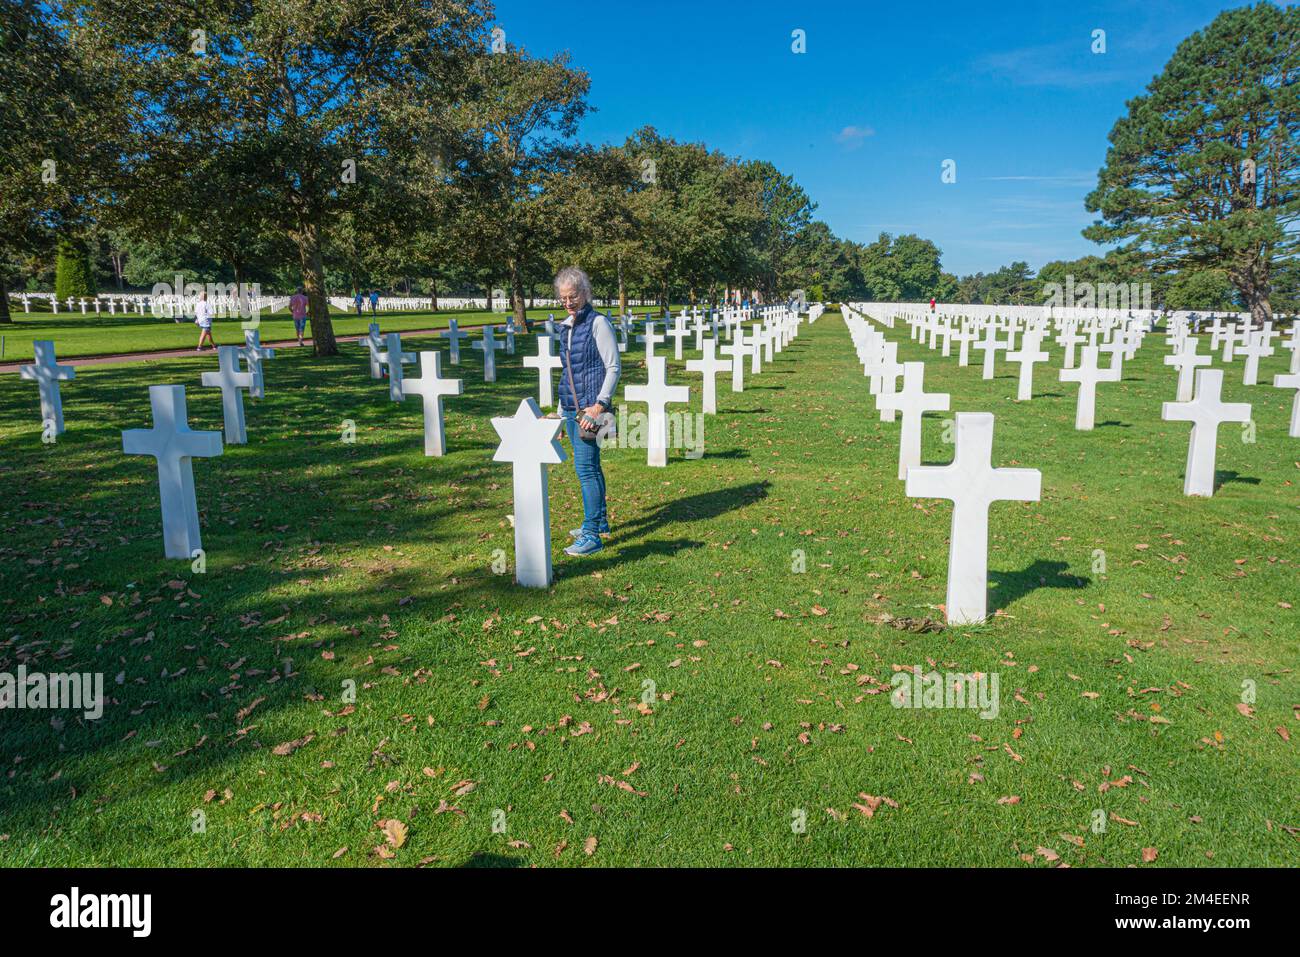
[1214,470,1262,491]
[459,851,527,868]
[988,559,1089,614]
[0,334,783,844]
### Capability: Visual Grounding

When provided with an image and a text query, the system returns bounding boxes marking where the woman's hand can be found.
[581,403,604,427]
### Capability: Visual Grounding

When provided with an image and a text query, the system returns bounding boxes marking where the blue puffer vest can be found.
[559,303,606,412]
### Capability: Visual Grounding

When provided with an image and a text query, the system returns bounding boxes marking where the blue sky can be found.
[491,0,1271,276]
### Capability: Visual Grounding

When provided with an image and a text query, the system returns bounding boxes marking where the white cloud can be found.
[834,125,876,149]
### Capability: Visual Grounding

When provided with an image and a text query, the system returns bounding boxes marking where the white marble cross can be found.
[905,412,1041,625]
[1282,324,1300,374]
[624,355,691,466]
[378,333,417,401]
[402,351,463,456]
[473,325,499,382]
[637,322,665,362]
[1098,336,1126,379]
[749,323,765,374]
[685,338,732,414]
[19,340,75,434]
[975,323,1005,380]
[666,317,691,361]
[361,323,383,378]
[719,327,752,392]
[1222,318,1254,362]
[504,318,517,354]
[952,324,978,367]
[440,319,468,364]
[1055,324,1083,369]
[1273,369,1300,438]
[241,329,275,399]
[1164,336,1212,402]
[1208,316,1229,352]
[1005,331,1049,401]
[1161,369,1252,497]
[200,345,255,444]
[760,322,775,363]
[491,397,566,588]
[869,342,904,422]
[523,334,562,408]
[122,385,223,558]
[1239,330,1274,386]
[1059,345,1121,430]
[877,361,951,480]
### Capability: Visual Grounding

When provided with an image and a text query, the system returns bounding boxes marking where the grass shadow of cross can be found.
[616,480,771,540]
[1214,470,1261,492]
[987,559,1090,616]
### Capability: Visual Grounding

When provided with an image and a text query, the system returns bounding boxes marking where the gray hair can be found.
[554,266,592,300]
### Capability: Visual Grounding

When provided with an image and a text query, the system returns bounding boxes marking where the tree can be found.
[54,235,95,300]
[1165,270,1239,311]
[0,0,124,322]
[744,161,815,297]
[1084,2,1300,321]
[441,45,591,327]
[82,0,491,354]
[615,128,763,308]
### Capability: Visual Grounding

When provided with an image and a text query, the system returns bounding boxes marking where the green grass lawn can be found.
[0,308,1296,867]
[0,305,665,363]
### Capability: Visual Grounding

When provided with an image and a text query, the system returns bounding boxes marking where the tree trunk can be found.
[1234,260,1273,324]
[1249,289,1272,324]
[509,257,527,328]
[430,277,438,311]
[618,255,627,317]
[0,274,11,324]
[485,283,493,312]
[294,219,337,356]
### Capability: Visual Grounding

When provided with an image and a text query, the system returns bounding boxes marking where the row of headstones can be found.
[17,306,806,587]
[16,304,796,454]
[851,300,1272,328]
[367,305,802,467]
[839,306,1040,626]
[883,306,1300,461]
[837,301,1298,626]
[10,293,154,315]
[844,304,1300,446]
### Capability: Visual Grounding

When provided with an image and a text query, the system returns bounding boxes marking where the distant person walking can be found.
[289,288,310,346]
[930,297,936,313]
[194,291,214,351]
[369,289,379,314]
[354,290,365,315]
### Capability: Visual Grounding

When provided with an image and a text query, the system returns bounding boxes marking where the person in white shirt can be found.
[194,291,214,351]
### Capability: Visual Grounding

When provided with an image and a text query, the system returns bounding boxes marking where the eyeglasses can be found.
[559,294,583,304]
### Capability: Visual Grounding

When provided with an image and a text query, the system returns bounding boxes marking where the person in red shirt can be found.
[929,297,936,312]
[289,289,310,346]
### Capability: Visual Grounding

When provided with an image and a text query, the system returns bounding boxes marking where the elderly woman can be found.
[554,266,620,557]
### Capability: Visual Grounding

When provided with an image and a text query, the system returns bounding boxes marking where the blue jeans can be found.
[563,410,607,535]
